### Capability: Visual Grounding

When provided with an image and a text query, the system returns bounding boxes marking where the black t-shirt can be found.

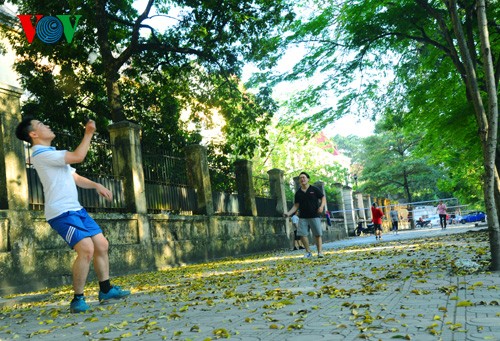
[294,185,324,218]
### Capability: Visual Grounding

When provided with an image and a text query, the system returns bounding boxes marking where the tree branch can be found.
[116,0,155,68]
[415,0,467,80]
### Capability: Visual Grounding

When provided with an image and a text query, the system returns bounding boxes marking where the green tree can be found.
[252,120,349,201]
[360,123,446,204]
[250,0,500,269]
[2,0,292,160]
[331,134,364,188]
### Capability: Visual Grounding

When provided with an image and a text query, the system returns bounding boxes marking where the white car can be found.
[427,214,441,227]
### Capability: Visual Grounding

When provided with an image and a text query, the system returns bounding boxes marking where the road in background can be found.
[323,222,487,250]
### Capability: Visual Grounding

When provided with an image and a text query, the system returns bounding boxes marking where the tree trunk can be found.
[95,0,127,123]
[105,73,127,122]
[492,176,500,269]
[448,0,500,270]
[477,0,500,270]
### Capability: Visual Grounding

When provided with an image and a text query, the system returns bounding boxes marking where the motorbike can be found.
[415,219,432,228]
[355,222,375,236]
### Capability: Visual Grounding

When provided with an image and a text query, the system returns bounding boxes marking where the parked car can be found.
[448,214,462,225]
[428,214,441,227]
[460,211,487,224]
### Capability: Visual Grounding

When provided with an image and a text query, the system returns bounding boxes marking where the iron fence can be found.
[142,153,189,185]
[255,197,278,217]
[27,166,44,211]
[53,132,114,177]
[212,191,242,215]
[25,136,126,212]
[253,175,271,198]
[27,168,126,213]
[145,182,197,214]
[143,153,197,214]
[208,161,236,193]
[328,202,341,217]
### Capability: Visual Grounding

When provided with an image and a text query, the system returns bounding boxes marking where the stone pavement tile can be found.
[1,229,498,340]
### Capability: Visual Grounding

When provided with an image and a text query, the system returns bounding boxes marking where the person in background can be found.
[437,200,447,230]
[371,202,384,240]
[284,172,326,258]
[390,207,399,235]
[291,212,305,251]
[15,117,130,313]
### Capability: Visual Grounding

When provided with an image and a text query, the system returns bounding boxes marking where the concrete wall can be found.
[0,210,346,295]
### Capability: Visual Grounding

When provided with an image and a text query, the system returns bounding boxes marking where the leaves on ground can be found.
[1,230,497,340]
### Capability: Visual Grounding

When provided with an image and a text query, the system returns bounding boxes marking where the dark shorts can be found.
[374,223,382,231]
[48,208,102,248]
[293,229,301,241]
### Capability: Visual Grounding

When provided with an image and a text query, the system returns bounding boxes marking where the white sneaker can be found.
[318,252,324,258]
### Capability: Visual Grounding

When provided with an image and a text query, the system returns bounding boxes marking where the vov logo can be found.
[17,15,82,44]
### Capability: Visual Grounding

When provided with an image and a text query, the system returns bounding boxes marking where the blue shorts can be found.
[48,208,103,248]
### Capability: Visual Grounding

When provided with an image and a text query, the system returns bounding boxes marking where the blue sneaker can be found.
[98,286,130,302]
[304,252,312,258]
[70,296,90,313]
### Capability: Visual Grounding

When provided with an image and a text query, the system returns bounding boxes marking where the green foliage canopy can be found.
[1,0,293,159]
[249,0,498,208]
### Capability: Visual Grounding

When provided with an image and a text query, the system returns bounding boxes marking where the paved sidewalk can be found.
[1,225,499,340]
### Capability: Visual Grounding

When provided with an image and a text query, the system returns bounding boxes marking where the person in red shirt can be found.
[371,202,384,240]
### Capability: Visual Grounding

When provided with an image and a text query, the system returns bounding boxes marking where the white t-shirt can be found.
[31,145,82,220]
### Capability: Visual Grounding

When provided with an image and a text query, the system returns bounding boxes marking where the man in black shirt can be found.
[284,172,326,258]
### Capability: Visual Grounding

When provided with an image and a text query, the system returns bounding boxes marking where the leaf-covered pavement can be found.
[1,230,499,340]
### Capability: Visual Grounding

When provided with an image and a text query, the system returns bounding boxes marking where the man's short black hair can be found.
[15,116,35,144]
[372,202,377,207]
[299,171,310,179]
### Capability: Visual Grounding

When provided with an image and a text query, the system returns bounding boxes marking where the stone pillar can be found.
[293,176,299,191]
[108,121,147,214]
[0,84,29,210]
[383,198,391,230]
[355,192,366,222]
[1,84,37,285]
[334,182,348,234]
[342,185,356,235]
[383,199,391,217]
[364,195,372,224]
[185,144,213,215]
[234,159,257,216]
[268,168,287,216]
[367,195,373,221]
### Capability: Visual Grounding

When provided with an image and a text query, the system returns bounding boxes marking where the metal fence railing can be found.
[253,175,271,198]
[23,136,312,217]
[27,166,44,211]
[255,197,278,217]
[145,182,197,214]
[25,136,126,212]
[26,168,126,213]
[142,153,197,214]
[212,191,241,215]
[142,153,188,185]
[53,132,114,177]
[78,176,126,212]
[209,168,237,193]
